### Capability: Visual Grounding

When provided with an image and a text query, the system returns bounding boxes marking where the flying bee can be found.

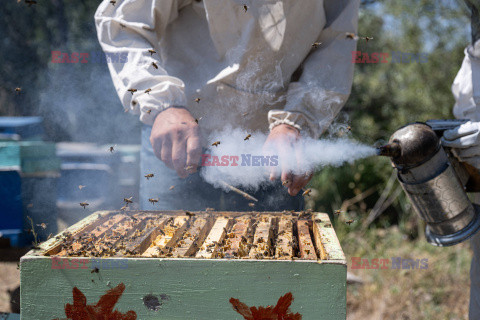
[346,125,352,133]
[194,97,201,103]
[345,32,359,40]
[184,165,194,171]
[148,198,158,205]
[346,219,355,225]
[248,202,255,208]
[243,4,248,12]
[185,211,195,217]
[212,141,221,147]
[334,209,342,215]
[242,112,248,117]
[363,36,373,42]
[311,42,322,48]
[15,87,22,94]
[169,185,175,190]
[78,185,86,190]
[144,173,154,180]
[79,202,89,209]
[148,49,156,56]
[302,189,312,196]
[244,134,251,141]
[120,205,128,211]
[108,145,116,153]
[145,88,152,94]
[146,109,152,114]
[119,23,126,28]
[124,197,133,204]
[152,62,158,69]
[127,88,137,95]
[110,0,116,5]
[37,223,47,230]
[282,180,289,186]
[194,118,199,124]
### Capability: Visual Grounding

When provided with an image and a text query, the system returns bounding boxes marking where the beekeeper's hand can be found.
[150,107,202,178]
[442,121,480,169]
[263,124,313,196]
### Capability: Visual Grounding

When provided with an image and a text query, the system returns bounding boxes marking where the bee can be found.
[194,97,201,103]
[184,165,194,171]
[346,125,352,132]
[302,189,312,196]
[152,62,158,69]
[345,219,355,225]
[345,32,359,40]
[15,87,22,94]
[311,42,322,48]
[110,0,116,5]
[91,267,99,274]
[243,4,248,12]
[108,145,116,153]
[363,36,373,43]
[120,205,128,211]
[127,88,137,95]
[79,202,89,209]
[124,197,133,204]
[185,211,195,217]
[146,109,152,114]
[36,223,47,230]
[334,209,342,215]
[282,180,289,186]
[25,0,37,6]
[248,202,255,208]
[149,198,158,205]
[148,49,156,56]
[144,173,154,179]
[212,141,221,147]
[244,134,251,141]
[78,185,86,190]
[242,112,248,117]
[120,23,126,28]
[169,185,175,190]
[145,88,152,94]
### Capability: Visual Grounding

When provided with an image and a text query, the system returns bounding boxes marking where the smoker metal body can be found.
[379,121,480,246]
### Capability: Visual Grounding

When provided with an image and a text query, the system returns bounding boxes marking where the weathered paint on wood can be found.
[21,257,346,320]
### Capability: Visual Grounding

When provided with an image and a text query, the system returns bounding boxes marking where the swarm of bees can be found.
[148,49,156,56]
[145,88,152,94]
[244,134,251,141]
[144,173,154,180]
[194,97,201,103]
[212,141,221,147]
[152,62,159,69]
[302,189,312,197]
[148,198,159,205]
[127,88,137,95]
[79,202,89,209]
[311,42,322,48]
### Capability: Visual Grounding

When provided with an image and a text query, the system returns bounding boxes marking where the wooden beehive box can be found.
[20,210,346,319]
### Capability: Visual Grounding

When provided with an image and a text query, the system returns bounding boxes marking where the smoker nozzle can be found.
[376,142,401,158]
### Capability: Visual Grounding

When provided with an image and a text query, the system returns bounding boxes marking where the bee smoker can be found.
[378,120,480,246]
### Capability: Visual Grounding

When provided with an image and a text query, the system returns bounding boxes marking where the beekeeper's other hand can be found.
[150,107,202,178]
[442,121,480,169]
[263,124,313,196]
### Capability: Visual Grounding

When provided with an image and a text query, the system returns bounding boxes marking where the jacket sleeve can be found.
[94,0,191,125]
[267,0,360,138]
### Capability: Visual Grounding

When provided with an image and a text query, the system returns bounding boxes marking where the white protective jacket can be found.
[95,0,359,141]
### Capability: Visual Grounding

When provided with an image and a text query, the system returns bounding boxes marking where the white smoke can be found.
[200,127,376,191]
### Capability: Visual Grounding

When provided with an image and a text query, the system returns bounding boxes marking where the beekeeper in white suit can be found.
[441,1,480,318]
[95,0,359,210]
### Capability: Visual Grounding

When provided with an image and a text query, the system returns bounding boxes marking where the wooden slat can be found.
[248,216,274,259]
[123,216,169,255]
[312,213,346,262]
[196,217,232,259]
[142,216,189,257]
[171,217,213,257]
[222,216,251,258]
[297,220,317,260]
[275,216,295,260]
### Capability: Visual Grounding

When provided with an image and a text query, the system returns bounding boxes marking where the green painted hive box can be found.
[20,210,346,320]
